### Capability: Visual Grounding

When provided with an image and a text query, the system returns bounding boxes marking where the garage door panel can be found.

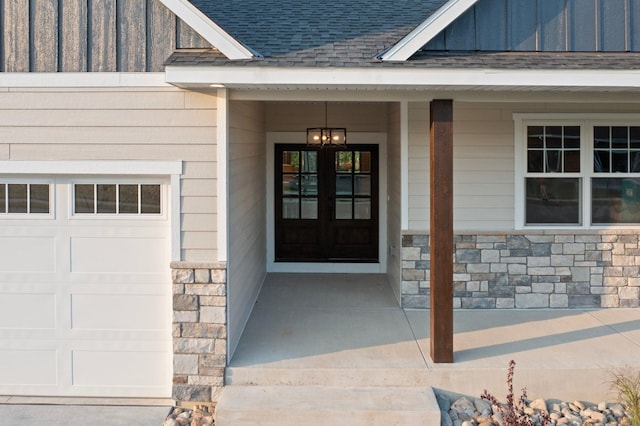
[71,294,168,330]
[0,237,56,272]
[0,293,56,329]
[72,350,170,388]
[0,349,58,385]
[70,237,167,274]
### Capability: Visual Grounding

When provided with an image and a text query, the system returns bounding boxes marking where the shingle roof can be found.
[167,50,640,70]
[188,0,449,59]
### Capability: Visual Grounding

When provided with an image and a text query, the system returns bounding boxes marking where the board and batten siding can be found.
[407,101,640,232]
[227,100,266,357]
[425,0,640,52]
[0,0,210,73]
[0,87,218,261]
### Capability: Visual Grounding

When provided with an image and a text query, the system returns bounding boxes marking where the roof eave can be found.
[379,0,480,62]
[158,0,256,60]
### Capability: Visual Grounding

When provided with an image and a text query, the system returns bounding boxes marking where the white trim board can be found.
[157,0,254,60]
[166,66,640,90]
[0,161,182,175]
[380,0,479,62]
[0,73,169,88]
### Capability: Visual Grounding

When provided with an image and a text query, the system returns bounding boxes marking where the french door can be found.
[275,144,379,262]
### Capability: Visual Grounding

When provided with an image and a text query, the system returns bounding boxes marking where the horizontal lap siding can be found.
[228,100,266,357]
[0,87,218,261]
[0,0,210,72]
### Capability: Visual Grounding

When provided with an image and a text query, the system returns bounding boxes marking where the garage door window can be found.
[74,184,161,215]
[0,183,50,214]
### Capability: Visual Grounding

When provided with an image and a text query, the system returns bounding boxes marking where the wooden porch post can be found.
[429,99,454,363]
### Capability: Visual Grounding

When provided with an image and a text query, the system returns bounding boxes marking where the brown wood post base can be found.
[429,99,454,363]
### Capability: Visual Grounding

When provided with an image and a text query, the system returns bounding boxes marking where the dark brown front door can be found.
[275,144,379,262]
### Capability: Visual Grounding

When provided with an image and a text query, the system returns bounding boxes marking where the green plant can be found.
[610,368,640,426]
[481,360,550,426]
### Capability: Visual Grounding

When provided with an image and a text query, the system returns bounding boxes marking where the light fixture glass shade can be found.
[306,127,347,148]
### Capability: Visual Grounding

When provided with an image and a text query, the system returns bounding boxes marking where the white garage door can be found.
[0,178,172,397]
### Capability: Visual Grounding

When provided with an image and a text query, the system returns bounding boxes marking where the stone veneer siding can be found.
[402,232,640,310]
[171,261,227,403]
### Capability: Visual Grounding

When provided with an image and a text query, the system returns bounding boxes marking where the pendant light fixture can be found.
[306,102,347,148]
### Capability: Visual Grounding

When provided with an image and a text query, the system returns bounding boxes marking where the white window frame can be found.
[514,113,640,230]
[0,179,55,220]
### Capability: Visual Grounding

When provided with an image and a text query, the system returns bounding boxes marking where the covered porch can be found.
[215,273,640,424]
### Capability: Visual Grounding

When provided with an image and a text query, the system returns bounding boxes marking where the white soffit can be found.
[158,0,254,60]
[164,66,640,91]
[380,0,479,62]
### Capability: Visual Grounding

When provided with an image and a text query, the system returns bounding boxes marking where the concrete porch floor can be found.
[216,273,640,424]
[229,273,640,401]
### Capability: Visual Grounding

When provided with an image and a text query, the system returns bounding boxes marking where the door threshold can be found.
[267,262,385,273]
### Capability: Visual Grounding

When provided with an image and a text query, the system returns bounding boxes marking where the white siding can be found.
[407,101,640,232]
[227,100,267,357]
[386,102,402,301]
[0,87,218,261]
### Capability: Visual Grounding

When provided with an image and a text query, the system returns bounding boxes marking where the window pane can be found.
[336,175,352,196]
[355,175,371,196]
[141,185,161,214]
[301,198,318,219]
[336,152,352,172]
[301,151,317,172]
[527,126,544,148]
[0,184,5,213]
[355,151,371,173]
[612,150,629,173]
[545,150,562,172]
[335,198,352,219]
[282,198,299,219]
[97,184,116,214]
[30,184,49,214]
[594,150,610,173]
[592,178,640,224]
[527,150,543,172]
[354,199,371,219]
[631,151,640,173]
[546,126,562,148]
[119,184,138,214]
[8,184,28,213]
[594,126,610,149]
[75,184,94,213]
[301,175,317,196]
[611,126,628,149]
[564,150,580,173]
[283,174,299,196]
[630,127,640,149]
[283,151,299,172]
[526,178,580,224]
[564,126,580,148]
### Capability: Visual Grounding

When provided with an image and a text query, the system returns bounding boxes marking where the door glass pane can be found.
[0,184,5,212]
[282,151,299,173]
[283,174,299,196]
[8,184,28,213]
[301,198,318,219]
[336,152,353,172]
[141,184,161,214]
[354,199,371,219]
[30,184,49,214]
[301,175,317,196]
[335,198,352,219]
[356,151,371,173]
[75,184,94,213]
[97,184,116,213]
[302,151,317,172]
[354,176,371,196]
[336,175,352,196]
[592,178,640,224]
[525,178,580,225]
[282,198,299,219]
[119,184,138,214]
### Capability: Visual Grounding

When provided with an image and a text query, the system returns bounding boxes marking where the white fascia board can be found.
[0,161,183,175]
[158,0,254,60]
[165,66,640,90]
[0,73,169,88]
[380,0,479,62]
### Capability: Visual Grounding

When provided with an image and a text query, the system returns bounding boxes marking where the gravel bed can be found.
[162,406,215,426]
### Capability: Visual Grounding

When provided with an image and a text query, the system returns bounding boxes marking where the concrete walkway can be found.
[216,273,640,424]
[0,398,171,426]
